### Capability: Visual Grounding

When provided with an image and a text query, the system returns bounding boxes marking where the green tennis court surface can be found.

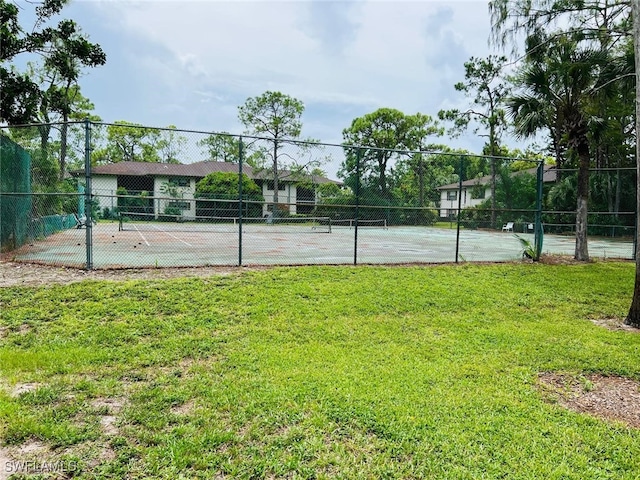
[7,222,633,269]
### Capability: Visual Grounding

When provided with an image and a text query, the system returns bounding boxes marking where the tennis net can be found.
[117,212,333,233]
[330,218,388,229]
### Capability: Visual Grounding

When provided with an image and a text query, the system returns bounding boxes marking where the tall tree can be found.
[490,0,633,261]
[590,38,635,223]
[1,0,105,125]
[156,125,187,164]
[24,62,100,179]
[625,0,640,327]
[402,114,445,207]
[238,91,305,208]
[508,35,607,261]
[198,132,268,168]
[438,55,510,228]
[198,133,242,162]
[44,28,105,179]
[92,121,161,164]
[489,0,630,52]
[6,85,97,184]
[393,148,457,208]
[341,108,424,199]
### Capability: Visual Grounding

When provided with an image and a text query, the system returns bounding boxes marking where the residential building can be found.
[436,165,557,218]
[82,161,340,219]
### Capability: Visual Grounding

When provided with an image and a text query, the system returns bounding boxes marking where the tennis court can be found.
[6,218,634,269]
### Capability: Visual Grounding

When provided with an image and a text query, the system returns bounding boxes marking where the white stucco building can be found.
[436,166,556,218]
[83,161,340,219]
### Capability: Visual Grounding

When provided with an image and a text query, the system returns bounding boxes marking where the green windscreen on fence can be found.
[0,135,32,252]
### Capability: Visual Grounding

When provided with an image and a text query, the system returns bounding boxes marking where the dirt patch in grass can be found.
[91,398,125,436]
[2,258,631,288]
[0,398,124,474]
[170,400,195,416]
[9,382,40,397]
[538,254,586,265]
[0,446,12,480]
[0,260,257,287]
[2,439,112,478]
[0,440,49,480]
[538,372,640,428]
[99,415,118,436]
[538,254,633,266]
[588,315,640,332]
[16,439,48,456]
[0,324,30,339]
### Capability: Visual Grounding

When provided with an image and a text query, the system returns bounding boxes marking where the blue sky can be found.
[17,0,512,176]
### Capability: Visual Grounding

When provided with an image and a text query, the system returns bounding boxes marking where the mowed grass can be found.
[0,262,639,479]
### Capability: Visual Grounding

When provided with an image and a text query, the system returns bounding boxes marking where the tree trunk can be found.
[625,0,640,327]
[489,124,497,229]
[551,122,563,182]
[59,118,68,181]
[38,123,50,156]
[606,171,613,215]
[58,79,72,181]
[575,194,589,260]
[418,156,424,207]
[628,267,640,327]
[490,157,497,228]
[36,122,52,184]
[272,139,279,214]
[574,130,590,261]
[615,165,621,220]
[378,152,389,199]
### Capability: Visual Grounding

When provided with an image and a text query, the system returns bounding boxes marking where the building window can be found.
[446,191,457,201]
[266,181,286,191]
[173,177,190,187]
[168,201,190,210]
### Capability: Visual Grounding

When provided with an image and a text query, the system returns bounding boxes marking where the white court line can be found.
[133,225,150,246]
[152,225,193,246]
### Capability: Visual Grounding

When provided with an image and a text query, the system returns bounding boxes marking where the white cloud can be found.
[65,0,508,174]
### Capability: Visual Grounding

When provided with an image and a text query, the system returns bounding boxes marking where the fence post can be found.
[534,161,544,260]
[84,118,93,270]
[238,136,244,267]
[455,155,464,263]
[353,148,362,265]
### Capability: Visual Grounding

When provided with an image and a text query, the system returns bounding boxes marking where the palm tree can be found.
[508,33,607,261]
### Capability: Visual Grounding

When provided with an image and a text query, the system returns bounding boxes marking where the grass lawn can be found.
[1,262,639,479]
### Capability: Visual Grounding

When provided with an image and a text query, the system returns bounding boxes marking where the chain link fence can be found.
[0,121,634,269]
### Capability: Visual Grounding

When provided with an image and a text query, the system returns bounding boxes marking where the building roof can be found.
[89,161,254,178]
[86,161,340,184]
[250,168,340,185]
[436,165,557,190]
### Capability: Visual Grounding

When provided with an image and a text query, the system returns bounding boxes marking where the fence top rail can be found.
[553,167,637,172]
[542,210,636,215]
[0,191,83,196]
[1,121,544,164]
